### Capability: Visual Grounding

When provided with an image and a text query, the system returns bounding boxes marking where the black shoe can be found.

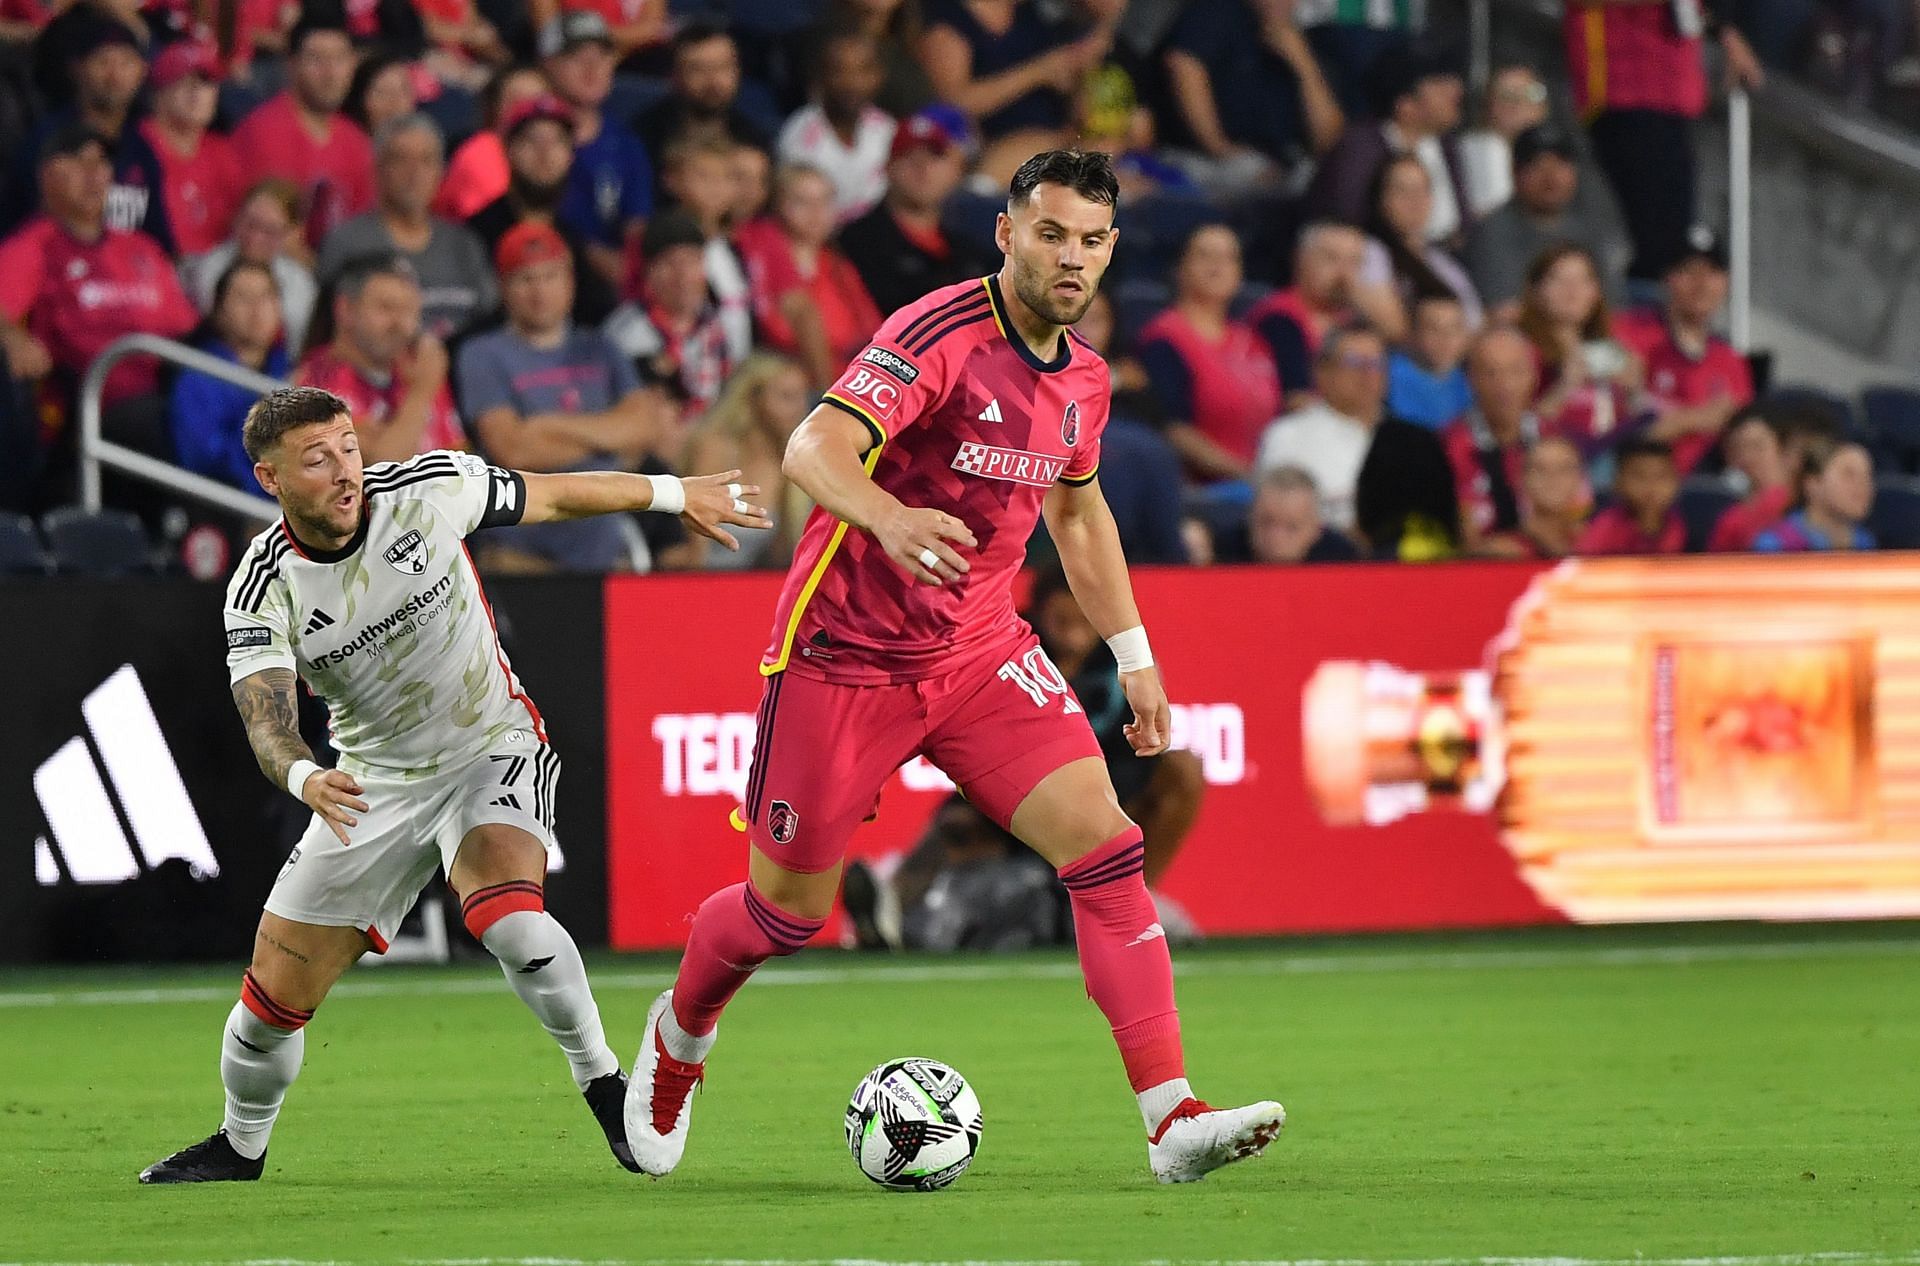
[138,1130,265,1184]
[842,861,889,951]
[584,1070,641,1173]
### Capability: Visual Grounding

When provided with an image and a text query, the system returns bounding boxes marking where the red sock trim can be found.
[742,881,824,952]
[462,881,545,939]
[240,970,313,1031]
[1114,1011,1184,1093]
[1059,826,1147,891]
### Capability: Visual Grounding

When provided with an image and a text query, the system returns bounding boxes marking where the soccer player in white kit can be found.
[139,386,769,1183]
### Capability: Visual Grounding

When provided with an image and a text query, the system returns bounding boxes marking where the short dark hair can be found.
[288,8,350,54]
[1318,320,1383,363]
[1007,149,1119,211]
[243,387,351,463]
[334,252,419,301]
[1615,435,1676,468]
[673,17,732,56]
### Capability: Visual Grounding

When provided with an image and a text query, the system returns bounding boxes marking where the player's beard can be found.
[1010,254,1098,329]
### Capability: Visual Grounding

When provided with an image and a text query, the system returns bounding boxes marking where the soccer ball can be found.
[844,1057,983,1191]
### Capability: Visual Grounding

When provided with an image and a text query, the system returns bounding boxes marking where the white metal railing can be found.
[78,333,282,518]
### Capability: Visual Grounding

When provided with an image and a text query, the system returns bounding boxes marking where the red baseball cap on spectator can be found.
[496,221,571,277]
[501,93,575,141]
[151,39,218,90]
[889,111,960,163]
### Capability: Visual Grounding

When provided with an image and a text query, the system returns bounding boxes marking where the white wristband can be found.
[285,759,322,802]
[644,473,686,515]
[1106,626,1153,673]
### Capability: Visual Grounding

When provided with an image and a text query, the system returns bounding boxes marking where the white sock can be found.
[481,910,619,1089]
[657,995,717,1064]
[220,1001,304,1160]
[1139,1077,1195,1134]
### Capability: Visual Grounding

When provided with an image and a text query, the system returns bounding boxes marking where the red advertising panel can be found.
[605,562,1561,949]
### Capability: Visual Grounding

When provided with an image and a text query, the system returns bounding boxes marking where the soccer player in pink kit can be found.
[625,150,1284,1184]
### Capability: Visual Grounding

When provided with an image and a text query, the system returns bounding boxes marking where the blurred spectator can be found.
[467,93,619,325]
[604,209,749,449]
[434,63,549,221]
[778,29,895,225]
[1565,0,1762,280]
[633,19,769,189]
[1075,57,1194,200]
[317,115,498,343]
[1161,0,1345,193]
[140,39,241,256]
[1458,64,1549,217]
[1360,151,1483,326]
[1304,44,1468,245]
[1387,292,1472,429]
[829,0,935,117]
[736,163,882,389]
[184,179,319,356]
[1442,325,1540,548]
[1479,435,1589,558]
[5,16,173,250]
[1709,404,1835,552]
[529,0,667,61]
[658,135,752,356]
[918,0,1111,181]
[418,0,510,88]
[456,221,660,572]
[1029,565,1206,899]
[232,11,375,250]
[727,142,772,226]
[1298,0,1423,116]
[0,126,196,466]
[1463,124,1628,320]
[1753,436,1876,551]
[1353,386,1461,559]
[1575,435,1684,554]
[1617,227,1753,475]
[1244,465,1360,562]
[170,260,290,491]
[343,50,419,138]
[296,254,465,463]
[1255,323,1395,531]
[541,10,653,292]
[1519,243,1640,455]
[1069,290,1187,564]
[840,110,989,319]
[682,352,810,567]
[1135,223,1283,482]
[1246,221,1399,402]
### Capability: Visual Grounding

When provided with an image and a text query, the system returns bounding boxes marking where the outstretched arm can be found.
[518,468,771,551]
[783,404,977,584]
[1041,478,1169,755]
[233,668,366,845]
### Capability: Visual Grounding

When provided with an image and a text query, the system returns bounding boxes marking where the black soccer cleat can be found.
[138,1129,265,1184]
[584,1070,642,1173]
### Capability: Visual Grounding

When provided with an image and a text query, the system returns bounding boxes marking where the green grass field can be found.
[5,923,1920,1265]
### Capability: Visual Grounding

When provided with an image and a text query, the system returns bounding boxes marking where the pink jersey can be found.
[762,275,1110,684]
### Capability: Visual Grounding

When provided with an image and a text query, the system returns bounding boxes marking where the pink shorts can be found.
[738,633,1104,873]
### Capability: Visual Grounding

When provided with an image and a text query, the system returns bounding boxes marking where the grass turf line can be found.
[4,926,1917,1262]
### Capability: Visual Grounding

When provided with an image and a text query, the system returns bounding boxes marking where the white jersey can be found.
[223,451,539,780]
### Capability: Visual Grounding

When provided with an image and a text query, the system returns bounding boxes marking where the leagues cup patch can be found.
[1062,400,1080,447]
[384,529,427,575]
[861,346,920,385]
[768,799,799,845]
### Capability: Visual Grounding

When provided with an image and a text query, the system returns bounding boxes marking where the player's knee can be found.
[1055,816,1144,876]
[239,967,318,1032]
[474,905,562,974]
[462,880,545,944]
[738,880,826,957]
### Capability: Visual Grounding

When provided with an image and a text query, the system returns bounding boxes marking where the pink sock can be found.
[670,882,823,1038]
[1059,828,1186,1093]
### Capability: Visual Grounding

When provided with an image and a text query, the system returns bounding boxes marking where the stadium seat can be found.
[1676,480,1739,553]
[1862,386,1920,476]
[40,506,154,576]
[1868,477,1920,549]
[0,512,49,574]
[1114,192,1219,280]
[941,189,1004,262]
[1113,276,1171,345]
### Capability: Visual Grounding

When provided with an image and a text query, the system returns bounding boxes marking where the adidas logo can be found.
[33,665,220,887]
[978,399,1004,424]
[1126,922,1166,948]
[304,608,336,636]
[489,793,522,811]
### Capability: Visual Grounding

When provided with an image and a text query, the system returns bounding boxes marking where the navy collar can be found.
[985,274,1072,374]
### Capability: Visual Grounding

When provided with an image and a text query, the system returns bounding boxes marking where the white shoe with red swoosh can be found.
[1147,1097,1286,1184]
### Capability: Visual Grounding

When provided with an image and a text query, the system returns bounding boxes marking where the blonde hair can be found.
[690,353,814,528]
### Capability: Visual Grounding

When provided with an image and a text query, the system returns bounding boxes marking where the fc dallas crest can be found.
[1062,400,1080,447]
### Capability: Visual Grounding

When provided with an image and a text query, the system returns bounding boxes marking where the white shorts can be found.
[264,729,560,951]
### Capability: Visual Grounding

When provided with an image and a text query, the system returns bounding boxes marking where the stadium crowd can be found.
[0,0,1913,578]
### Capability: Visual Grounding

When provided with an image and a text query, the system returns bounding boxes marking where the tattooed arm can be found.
[233,669,368,845]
